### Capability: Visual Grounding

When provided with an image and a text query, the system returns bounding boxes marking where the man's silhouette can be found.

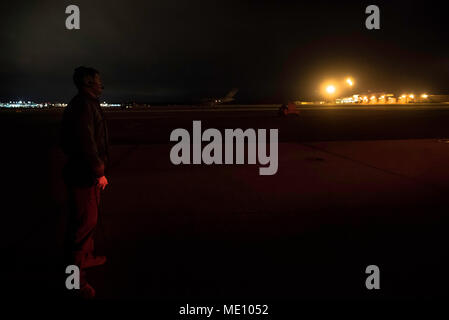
[61,66,109,298]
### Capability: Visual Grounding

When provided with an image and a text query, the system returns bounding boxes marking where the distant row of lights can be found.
[359,93,429,100]
[336,93,430,104]
[399,94,428,99]
[1,101,122,108]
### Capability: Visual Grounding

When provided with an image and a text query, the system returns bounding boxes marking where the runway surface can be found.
[1,104,448,300]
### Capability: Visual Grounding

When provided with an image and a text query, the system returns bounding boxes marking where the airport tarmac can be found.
[1,105,448,300]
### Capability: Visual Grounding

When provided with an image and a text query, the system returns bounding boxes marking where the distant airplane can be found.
[200,88,238,106]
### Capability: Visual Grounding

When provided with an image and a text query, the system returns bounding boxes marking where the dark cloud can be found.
[0,0,448,103]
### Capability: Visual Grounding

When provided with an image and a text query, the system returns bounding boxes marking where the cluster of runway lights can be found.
[338,93,430,104]
[323,78,429,104]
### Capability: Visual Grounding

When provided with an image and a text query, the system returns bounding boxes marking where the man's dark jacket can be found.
[61,92,109,187]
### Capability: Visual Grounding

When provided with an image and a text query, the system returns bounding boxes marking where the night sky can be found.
[1,0,448,103]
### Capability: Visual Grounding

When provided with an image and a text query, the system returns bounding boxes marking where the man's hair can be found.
[73,66,99,90]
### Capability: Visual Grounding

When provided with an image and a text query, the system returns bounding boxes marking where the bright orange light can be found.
[346,78,354,86]
[370,96,376,100]
[401,94,407,98]
[421,94,428,98]
[409,94,414,99]
[326,85,336,94]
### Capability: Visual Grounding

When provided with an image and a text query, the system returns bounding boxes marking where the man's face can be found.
[92,73,104,97]
[86,73,104,98]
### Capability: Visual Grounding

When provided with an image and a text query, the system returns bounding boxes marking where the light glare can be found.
[326,85,336,94]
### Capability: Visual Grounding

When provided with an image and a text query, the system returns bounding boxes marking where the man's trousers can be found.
[65,184,101,273]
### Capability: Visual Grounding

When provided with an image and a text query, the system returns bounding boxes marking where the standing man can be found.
[61,66,109,298]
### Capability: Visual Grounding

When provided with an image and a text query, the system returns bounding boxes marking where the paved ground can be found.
[1,105,448,300]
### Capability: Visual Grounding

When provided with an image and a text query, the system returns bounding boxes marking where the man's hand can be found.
[96,176,108,190]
